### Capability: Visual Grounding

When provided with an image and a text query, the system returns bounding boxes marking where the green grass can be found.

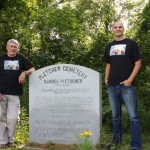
[100,128,150,150]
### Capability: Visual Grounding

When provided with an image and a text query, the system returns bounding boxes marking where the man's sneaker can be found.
[0,144,7,148]
[105,143,115,150]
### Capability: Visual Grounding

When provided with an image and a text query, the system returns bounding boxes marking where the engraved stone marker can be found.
[29,64,101,145]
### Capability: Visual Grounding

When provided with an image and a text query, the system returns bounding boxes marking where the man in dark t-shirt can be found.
[0,39,35,148]
[104,21,142,150]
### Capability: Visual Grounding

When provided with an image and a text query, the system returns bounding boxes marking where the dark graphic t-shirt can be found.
[0,54,33,95]
[104,38,141,85]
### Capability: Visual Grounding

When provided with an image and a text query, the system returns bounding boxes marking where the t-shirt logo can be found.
[110,44,126,56]
[4,60,19,70]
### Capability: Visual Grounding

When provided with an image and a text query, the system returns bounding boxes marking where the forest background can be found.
[0,0,149,149]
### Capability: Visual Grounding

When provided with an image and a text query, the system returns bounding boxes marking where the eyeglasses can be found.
[8,45,18,49]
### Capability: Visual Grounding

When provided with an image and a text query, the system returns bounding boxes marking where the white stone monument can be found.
[29,64,101,145]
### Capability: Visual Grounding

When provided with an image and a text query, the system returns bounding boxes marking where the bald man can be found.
[104,21,142,150]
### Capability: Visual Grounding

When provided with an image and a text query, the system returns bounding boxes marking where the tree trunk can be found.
[0,0,4,10]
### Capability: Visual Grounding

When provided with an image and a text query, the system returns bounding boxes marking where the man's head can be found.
[112,21,125,40]
[6,39,19,57]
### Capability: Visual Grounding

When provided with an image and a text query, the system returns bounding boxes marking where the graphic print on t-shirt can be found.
[110,44,126,56]
[4,60,19,70]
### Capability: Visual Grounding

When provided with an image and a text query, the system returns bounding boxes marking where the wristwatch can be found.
[24,71,27,75]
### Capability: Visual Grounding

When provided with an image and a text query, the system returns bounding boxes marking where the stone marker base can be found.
[17,145,47,150]
[25,147,47,150]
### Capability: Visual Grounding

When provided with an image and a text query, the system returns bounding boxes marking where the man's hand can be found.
[18,72,26,84]
[0,94,2,101]
[105,79,108,85]
[120,60,141,87]
[120,79,132,86]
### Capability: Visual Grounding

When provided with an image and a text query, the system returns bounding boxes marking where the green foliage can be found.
[0,0,116,69]
[15,107,29,144]
[48,142,58,150]
[140,2,150,33]
[134,1,150,132]
[15,81,29,145]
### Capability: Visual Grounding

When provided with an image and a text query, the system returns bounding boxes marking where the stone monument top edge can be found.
[31,64,100,75]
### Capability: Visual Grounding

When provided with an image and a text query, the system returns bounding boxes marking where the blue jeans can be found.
[108,85,142,149]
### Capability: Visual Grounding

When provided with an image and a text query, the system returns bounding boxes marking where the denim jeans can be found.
[108,84,142,149]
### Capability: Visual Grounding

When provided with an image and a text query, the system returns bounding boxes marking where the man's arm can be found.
[120,59,141,86]
[105,63,110,85]
[19,67,35,84]
[0,93,2,101]
[23,67,35,75]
